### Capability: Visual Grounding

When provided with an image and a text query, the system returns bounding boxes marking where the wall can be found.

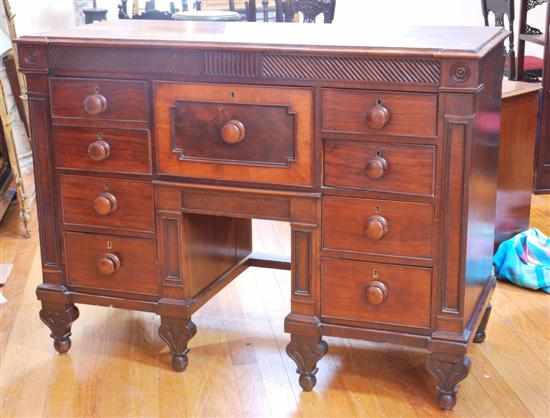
[335,0,546,57]
[13,0,549,57]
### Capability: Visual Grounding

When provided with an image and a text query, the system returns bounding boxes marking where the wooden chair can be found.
[481,0,519,79]
[119,0,264,21]
[194,0,272,21]
[276,0,336,23]
[517,0,547,81]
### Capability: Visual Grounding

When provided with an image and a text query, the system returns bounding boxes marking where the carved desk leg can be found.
[426,352,471,410]
[39,302,80,354]
[286,334,328,391]
[159,316,197,372]
[286,221,327,391]
[474,303,492,343]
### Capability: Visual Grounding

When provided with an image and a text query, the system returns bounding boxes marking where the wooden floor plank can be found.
[0,197,549,418]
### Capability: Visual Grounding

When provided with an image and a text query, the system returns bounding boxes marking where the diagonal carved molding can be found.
[262,54,441,85]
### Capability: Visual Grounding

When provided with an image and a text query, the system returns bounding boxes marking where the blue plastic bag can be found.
[493,228,550,293]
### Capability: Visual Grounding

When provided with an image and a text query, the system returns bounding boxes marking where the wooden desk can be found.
[496,80,541,246]
[18,21,507,410]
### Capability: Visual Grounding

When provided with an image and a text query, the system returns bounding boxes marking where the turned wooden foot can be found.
[286,335,328,392]
[159,316,197,372]
[473,304,492,343]
[39,303,80,354]
[426,352,471,410]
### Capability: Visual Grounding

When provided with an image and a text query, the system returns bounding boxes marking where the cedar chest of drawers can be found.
[18,21,507,410]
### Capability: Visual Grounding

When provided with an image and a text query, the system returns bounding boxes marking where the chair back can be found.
[481,0,515,79]
[277,0,336,23]
[194,0,267,21]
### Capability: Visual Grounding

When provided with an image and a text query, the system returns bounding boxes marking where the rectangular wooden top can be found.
[19,20,507,58]
[502,79,542,99]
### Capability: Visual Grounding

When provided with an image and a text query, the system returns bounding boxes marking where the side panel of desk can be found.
[495,88,539,246]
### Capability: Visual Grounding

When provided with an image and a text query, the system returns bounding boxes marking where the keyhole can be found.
[107,240,113,250]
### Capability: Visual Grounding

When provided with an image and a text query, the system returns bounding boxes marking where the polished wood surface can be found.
[64,231,158,296]
[50,78,149,122]
[54,126,152,175]
[21,20,506,54]
[154,82,313,187]
[321,258,432,329]
[324,140,435,196]
[323,196,433,259]
[322,89,437,137]
[495,80,541,245]
[18,22,508,410]
[60,175,154,234]
[0,204,549,418]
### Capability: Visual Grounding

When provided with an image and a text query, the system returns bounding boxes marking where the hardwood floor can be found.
[0,196,548,418]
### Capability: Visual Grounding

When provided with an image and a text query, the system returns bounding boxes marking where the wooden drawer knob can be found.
[365,155,388,179]
[93,192,118,216]
[365,215,388,240]
[97,253,121,276]
[83,93,108,115]
[365,280,388,305]
[88,140,111,162]
[221,120,246,144]
[366,101,391,129]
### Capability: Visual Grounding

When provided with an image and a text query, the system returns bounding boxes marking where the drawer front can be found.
[324,140,435,196]
[61,175,154,233]
[321,258,432,329]
[65,232,158,296]
[50,78,148,122]
[154,82,313,187]
[323,196,433,259]
[54,126,151,174]
[322,89,437,137]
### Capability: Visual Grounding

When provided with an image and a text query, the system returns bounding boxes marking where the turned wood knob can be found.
[83,93,108,115]
[365,215,388,240]
[365,155,388,179]
[221,120,246,144]
[93,192,118,216]
[366,101,391,129]
[97,253,121,276]
[365,281,388,305]
[88,140,111,162]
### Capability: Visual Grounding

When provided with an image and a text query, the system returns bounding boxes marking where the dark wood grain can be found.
[321,258,432,329]
[182,214,252,298]
[322,196,433,259]
[64,231,159,296]
[324,140,435,196]
[495,83,540,245]
[322,89,437,137]
[50,78,149,123]
[60,175,154,233]
[18,21,506,410]
[154,82,314,187]
[18,20,507,56]
[54,126,152,174]
[171,100,296,166]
